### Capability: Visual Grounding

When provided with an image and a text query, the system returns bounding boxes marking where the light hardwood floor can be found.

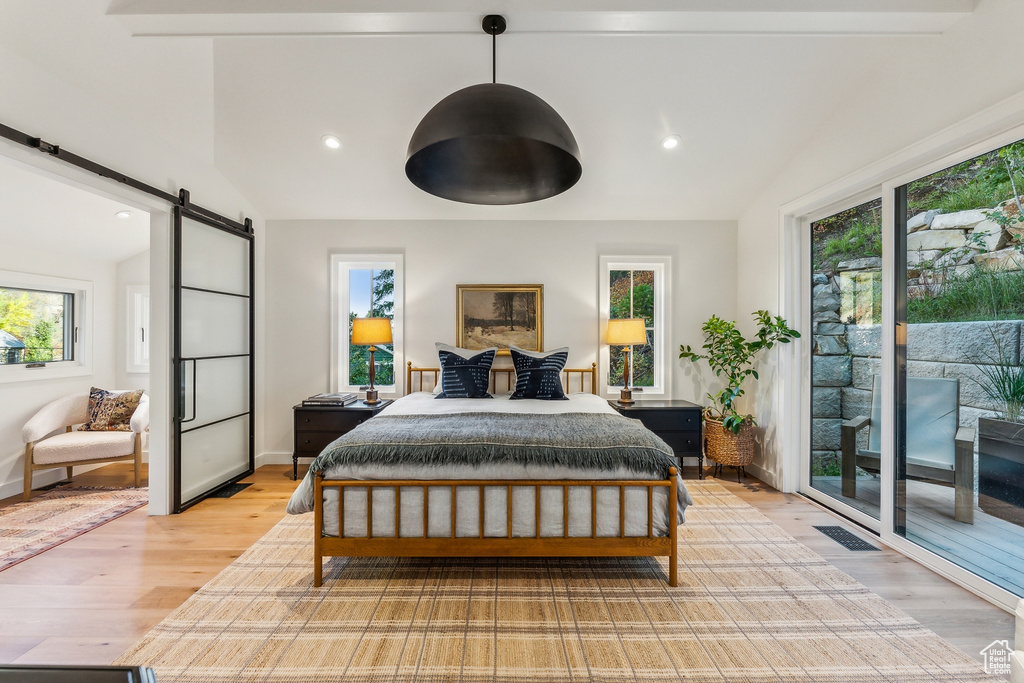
[0,464,1014,668]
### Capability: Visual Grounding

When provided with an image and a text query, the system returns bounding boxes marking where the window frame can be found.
[599,255,671,397]
[0,269,93,384]
[330,253,404,396]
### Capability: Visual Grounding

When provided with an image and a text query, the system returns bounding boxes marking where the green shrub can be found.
[937,178,1015,214]
[908,267,1024,323]
[815,219,881,272]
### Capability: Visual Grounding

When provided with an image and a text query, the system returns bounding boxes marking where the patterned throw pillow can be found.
[80,387,144,431]
[509,346,569,400]
[436,345,497,399]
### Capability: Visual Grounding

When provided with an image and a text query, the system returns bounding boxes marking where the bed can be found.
[287,362,692,586]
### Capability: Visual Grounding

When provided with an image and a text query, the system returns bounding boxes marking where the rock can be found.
[975,247,1024,272]
[906,250,942,270]
[812,273,828,285]
[907,284,940,300]
[969,219,1009,252]
[812,388,841,418]
[812,286,840,313]
[814,334,848,355]
[846,325,881,357]
[930,209,988,231]
[907,320,1020,364]
[841,387,872,420]
[906,210,940,233]
[812,418,842,450]
[906,229,968,251]
[815,322,846,336]
[836,257,882,271]
[998,195,1023,218]
[933,248,979,269]
[852,357,880,390]
[813,355,852,387]
[813,309,840,323]
[812,451,840,475]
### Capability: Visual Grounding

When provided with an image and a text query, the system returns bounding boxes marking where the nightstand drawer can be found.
[295,410,366,432]
[294,430,346,455]
[658,431,701,455]
[633,410,700,433]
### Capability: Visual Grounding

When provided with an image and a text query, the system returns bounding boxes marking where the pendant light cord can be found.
[492,28,496,84]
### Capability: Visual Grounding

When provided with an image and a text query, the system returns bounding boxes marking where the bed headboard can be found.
[406,361,598,396]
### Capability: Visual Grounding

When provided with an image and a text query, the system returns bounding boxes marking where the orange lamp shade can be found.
[606,318,646,346]
[351,317,393,345]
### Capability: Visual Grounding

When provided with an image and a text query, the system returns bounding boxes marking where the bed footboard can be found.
[313,468,679,587]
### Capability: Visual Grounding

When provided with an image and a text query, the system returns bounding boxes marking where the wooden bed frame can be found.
[312,362,679,587]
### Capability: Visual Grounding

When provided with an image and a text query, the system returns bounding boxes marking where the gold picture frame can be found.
[456,284,543,355]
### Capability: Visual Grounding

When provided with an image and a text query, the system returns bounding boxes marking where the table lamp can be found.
[351,317,393,404]
[606,318,647,404]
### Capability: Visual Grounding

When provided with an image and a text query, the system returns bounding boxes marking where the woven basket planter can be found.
[704,416,756,468]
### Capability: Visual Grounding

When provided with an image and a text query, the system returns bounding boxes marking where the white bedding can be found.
[287,391,691,537]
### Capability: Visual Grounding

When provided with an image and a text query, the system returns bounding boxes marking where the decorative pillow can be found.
[80,387,144,431]
[509,346,569,400]
[435,343,497,399]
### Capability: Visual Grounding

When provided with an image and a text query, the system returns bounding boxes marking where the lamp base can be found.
[617,389,634,405]
[364,389,380,405]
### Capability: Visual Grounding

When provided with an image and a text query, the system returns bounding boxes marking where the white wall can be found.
[0,244,117,499]
[261,219,737,460]
[115,249,150,394]
[735,0,1024,489]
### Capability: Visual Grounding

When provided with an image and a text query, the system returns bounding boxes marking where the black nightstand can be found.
[292,400,392,480]
[609,399,704,478]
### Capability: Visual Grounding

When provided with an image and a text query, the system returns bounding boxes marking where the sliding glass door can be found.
[894,140,1024,598]
[807,197,883,525]
[173,207,254,511]
[802,136,1024,605]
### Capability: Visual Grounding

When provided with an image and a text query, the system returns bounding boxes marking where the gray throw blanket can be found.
[306,412,679,478]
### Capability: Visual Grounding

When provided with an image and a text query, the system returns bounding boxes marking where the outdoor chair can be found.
[22,390,149,501]
[841,375,975,524]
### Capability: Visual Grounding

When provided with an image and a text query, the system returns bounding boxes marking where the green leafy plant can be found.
[679,311,800,433]
[972,328,1024,424]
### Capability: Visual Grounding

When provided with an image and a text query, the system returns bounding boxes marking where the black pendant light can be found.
[406,15,582,205]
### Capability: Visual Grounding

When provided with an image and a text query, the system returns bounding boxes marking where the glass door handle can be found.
[178,358,198,423]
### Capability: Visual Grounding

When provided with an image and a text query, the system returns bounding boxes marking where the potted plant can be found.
[679,311,799,475]
[973,333,1024,525]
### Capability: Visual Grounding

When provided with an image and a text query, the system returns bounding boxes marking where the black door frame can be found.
[172,196,255,512]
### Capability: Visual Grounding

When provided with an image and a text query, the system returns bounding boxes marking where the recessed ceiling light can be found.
[115,210,133,219]
[661,135,681,150]
[321,134,342,150]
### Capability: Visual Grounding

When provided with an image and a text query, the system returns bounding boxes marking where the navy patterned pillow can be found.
[436,347,496,399]
[509,346,569,400]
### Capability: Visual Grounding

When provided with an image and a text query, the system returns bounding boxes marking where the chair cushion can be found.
[32,430,136,465]
[81,387,144,431]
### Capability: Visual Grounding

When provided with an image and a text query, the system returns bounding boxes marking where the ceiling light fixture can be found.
[115,210,133,219]
[321,134,342,150]
[661,135,681,150]
[405,15,581,205]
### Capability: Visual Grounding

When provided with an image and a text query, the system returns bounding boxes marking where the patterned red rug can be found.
[0,485,148,571]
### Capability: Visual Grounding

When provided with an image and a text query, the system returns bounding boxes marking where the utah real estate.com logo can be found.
[980,640,1011,676]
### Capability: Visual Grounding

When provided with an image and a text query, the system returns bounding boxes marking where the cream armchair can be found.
[22,391,149,501]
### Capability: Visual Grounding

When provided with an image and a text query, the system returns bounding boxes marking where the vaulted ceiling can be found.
[0,1,986,221]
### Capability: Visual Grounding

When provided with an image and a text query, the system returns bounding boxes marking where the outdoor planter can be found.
[978,417,1024,526]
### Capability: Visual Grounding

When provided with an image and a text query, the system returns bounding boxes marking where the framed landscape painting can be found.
[456,284,543,354]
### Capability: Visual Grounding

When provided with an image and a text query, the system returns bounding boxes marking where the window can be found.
[127,285,150,374]
[0,270,92,383]
[599,256,670,395]
[331,254,404,394]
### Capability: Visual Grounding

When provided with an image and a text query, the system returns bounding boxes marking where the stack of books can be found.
[302,392,358,406]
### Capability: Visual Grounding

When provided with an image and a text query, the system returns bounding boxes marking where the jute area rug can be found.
[115,481,996,682]
[0,485,148,571]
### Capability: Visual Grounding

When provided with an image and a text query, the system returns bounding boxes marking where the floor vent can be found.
[813,525,880,551]
[209,483,253,498]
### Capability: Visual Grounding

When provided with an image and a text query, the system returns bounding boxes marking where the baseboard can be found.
[744,462,777,488]
[256,451,293,468]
